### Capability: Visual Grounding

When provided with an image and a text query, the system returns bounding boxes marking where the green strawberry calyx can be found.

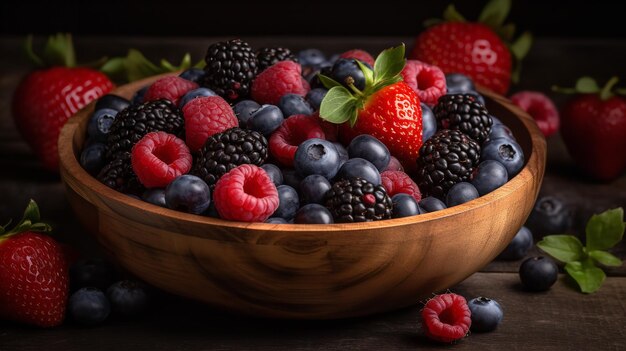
[319,44,406,127]
[552,76,626,101]
[0,200,51,243]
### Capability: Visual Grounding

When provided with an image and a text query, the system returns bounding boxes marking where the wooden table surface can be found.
[1,36,625,351]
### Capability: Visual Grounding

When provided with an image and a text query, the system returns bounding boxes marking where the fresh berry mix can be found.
[421,293,472,343]
[519,256,559,292]
[467,297,503,333]
[497,226,533,261]
[83,41,524,223]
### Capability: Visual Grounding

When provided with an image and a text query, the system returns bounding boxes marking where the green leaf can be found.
[193,59,206,69]
[125,49,163,82]
[442,4,466,22]
[478,0,512,29]
[497,23,516,42]
[160,59,177,72]
[586,208,625,251]
[589,250,623,267]
[537,235,584,263]
[318,74,343,90]
[373,44,406,84]
[179,53,192,71]
[319,86,359,125]
[599,76,619,101]
[22,199,41,223]
[42,33,76,67]
[356,60,374,90]
[100,57,127,81]
[510,31,533,61]
[575,77,601,94]
[565,260,606,293]
[23,35,44,67]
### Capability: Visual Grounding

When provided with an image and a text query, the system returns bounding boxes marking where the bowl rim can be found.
[58,74,546,233]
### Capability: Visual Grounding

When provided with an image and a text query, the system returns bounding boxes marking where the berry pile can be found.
[81,40,525,224]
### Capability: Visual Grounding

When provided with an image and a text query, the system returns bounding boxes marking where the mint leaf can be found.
[318,74,342,90]
[537,235,584,263]
[442,4,466,22]
[478,0,511,29]
[586,208,625,251]
[589,250,623,267]
[575,77,601,94]
[355,60,374,90]
[565,260,606,294]
[373,44,406,84]
[510,31,533,61]
[319,86,359,124]
[23,199,41,223]
[43,33,76,67]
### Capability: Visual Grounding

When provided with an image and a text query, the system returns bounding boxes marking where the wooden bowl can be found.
[59,74,546,319]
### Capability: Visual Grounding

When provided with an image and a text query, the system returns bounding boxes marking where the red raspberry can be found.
[269,114,325,166]
[422,293,472,343]
[401,60,446,105]
[339,49,375,66]
[182,96,238,152]
[213,164,279,222]
[252,61,310,104]
[144,76,198,105]
[312,112,339,142]
[131,132,192,188]
[383,156,404,172]
[380,170,421,201]
[510,91,560,137]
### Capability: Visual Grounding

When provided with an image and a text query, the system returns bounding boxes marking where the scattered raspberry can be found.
[143,76,198,105]
[380,170,421,201]
[269,114,325,166]
[510,91,560,137]
[312,112,339,142]
[182,96,238,152]
[401,60,446,105]
[339,49,375,66]
[422,293,472,343]
[383,156,404,172]
[252,61,310,104]
[213,164,279,222]
[131,132,192,188]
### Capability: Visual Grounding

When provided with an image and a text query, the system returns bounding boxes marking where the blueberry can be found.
[261,164,283,186]
[165,175,211,214]
[327,54,340,65]
[70,258,116,291]
[278,94,313,117]
[247,104,284,136]
[308,65,332,89]
[490,115,503,126]
[471,160,509,196]
[294,204,334,224]
[266,217,288,224]
[331,58,367,91]
[178,87,217,108]
[68,287,110,325]
[141,188,166,207]
[519,256,558,291]
[421,103,437,142]
[294,138,341,179]
[87,108,118,142]
[80,143,107,175]
[131,86,148,105]
[178,68,205,84]
[498,226,533,261]
[391,193,421,218]
[95,94,130,112]
[445,73,475,94]
[107,280,149,318]
[336,158,381,185]
[281,169,303,189]
[298,48,326,67]
[446,182,479,207]
[481,138,524,177]
[206,202,220,219]
[273,185,300,220]
[306,88,328,110]
[526,196,571,237]
[418,196,447,212]
[347,135,390,171]
[468,297,504,332]
[299,174,332,205]
[333,142,349,166]
[233,100,261,125]
[489,124,516,141]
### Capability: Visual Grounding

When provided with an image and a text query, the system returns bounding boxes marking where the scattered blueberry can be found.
[247,104,284,136]
[261,163,283,186]
[299,174,332,205]
[298,48,326,67]
[273,185,300,220]
[294,138,341,179]
[526,196,571,237]
[178,68,205,84]
[519,256,558,292]
[419,196,447,212]
[80,143,107,175]
[294,204,334,224]
[107,280,149,318]
[70,258,116,291]
[87,108,118,142]
[308,65,332,89]
[421,103,437,142]
[266,217,288,224]
[489,124,516,141]
[233,100,261,125]
[95,94,130,112]
[471,160,509,196]
[336,158,381,185]
[468,297,504,332]
[347,134,391,171]
[498,226,533,261]
[278,94,313,117]
[131,86,148,105]
[391,193,421,218]
[333,142,349,166]
[206,202,220,219]
[282,169,303,190]
[178,87,217,108]
[481,138,525,177]
[68,287,111,325]
[142,188,166,207]
[331,58,367,91]
[445,73,475,94]
[306,88,328,110]
[446,182,479,207]
[164,175,211,214]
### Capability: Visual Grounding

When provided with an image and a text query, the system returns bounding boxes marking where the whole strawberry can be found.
[0,200,69,327]
[411,0,532,95]
[12,34,114,171]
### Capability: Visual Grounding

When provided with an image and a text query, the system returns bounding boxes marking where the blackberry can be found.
[433,93,493,143]
[416,129,481,199]
[192,127,268,188]
[324,178,392,223]
[97,152,144,194]
[203,39,258,102]
[256,47,297,72]
[105,99,184,160]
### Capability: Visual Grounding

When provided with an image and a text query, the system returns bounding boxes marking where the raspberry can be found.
[383,156,404,172]
[269,114,325,166]
[251,61,310,105]
[339,49,375,66]
[422,293,472,343]
[380,170,421,202]
[131,132,192,188]
[312,112,339,142]
[213,164,279,222]
[510,91,560,137]
[182,96,238,152]
[401,60,446,105]
[143,76,198,105]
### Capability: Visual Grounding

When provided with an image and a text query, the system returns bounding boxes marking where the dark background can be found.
[1,0,625,38]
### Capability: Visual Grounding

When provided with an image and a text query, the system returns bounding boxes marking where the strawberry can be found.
[555,77,626,182]
[0,200,69,327]
[411,0,532,95]
[319,44,423,170]
[12,34,114,171]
